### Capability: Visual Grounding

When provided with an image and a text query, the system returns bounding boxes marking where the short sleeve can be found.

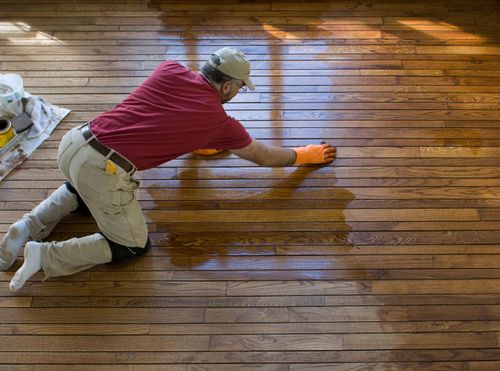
[203,116,252,150]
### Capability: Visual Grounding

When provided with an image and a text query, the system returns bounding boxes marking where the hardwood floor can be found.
[0,0,499,369]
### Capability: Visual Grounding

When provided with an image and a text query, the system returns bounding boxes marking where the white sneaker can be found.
[9,241,43,292]
[0,220,30,270]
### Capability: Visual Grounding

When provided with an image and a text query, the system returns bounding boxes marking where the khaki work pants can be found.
[28,125,148,277]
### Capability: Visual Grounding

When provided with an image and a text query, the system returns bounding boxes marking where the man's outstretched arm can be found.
[230,139,336,167]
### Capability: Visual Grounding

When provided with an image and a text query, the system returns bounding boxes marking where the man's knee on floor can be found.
[100,233,152,263]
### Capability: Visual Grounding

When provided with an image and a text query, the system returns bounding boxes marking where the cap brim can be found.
[244,78,255,91]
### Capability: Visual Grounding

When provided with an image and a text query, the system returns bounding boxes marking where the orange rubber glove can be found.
[193,149,224,156]
[293,143,336,165]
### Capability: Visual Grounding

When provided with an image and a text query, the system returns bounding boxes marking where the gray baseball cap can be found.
[208,47,255,91]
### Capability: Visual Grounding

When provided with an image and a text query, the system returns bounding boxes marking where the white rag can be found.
[23,93,52,138]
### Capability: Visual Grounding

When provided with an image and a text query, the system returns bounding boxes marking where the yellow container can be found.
[0,119,15,148]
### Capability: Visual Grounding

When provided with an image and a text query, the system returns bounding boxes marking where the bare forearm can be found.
[231,139,296,166]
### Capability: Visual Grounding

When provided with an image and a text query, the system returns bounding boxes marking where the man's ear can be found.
[222,80,232,94]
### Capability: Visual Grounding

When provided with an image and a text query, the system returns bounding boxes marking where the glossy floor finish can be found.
[0,0,499,370]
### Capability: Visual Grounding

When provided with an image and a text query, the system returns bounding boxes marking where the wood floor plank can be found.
[25,293,500,308]
[0,335,210,352]
[290,362,500,371]
[0,308,206,324]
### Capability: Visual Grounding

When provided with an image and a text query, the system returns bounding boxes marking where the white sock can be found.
[9,241,43,292]
[0,220,30,270]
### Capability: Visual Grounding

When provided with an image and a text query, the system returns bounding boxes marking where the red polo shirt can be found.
[90,61,252,170]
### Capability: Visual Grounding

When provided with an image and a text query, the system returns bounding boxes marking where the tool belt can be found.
[80,123,135,173]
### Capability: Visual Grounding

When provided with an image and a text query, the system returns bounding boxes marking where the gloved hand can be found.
[193,149,224,156]
[293,143,336,165]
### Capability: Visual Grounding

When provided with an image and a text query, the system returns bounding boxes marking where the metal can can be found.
[0,118,16,148]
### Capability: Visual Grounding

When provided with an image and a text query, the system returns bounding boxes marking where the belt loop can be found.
[105,149,115,161]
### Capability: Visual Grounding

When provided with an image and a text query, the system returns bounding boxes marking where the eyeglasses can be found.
[233,80,247,93]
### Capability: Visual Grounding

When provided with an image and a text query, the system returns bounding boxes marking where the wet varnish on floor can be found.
[0,0,499,370]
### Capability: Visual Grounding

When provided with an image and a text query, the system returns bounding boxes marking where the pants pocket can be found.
[114,176,139,207]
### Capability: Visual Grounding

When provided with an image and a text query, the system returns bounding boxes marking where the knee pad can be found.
[100,233,152,263]
[64,182,91,216]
